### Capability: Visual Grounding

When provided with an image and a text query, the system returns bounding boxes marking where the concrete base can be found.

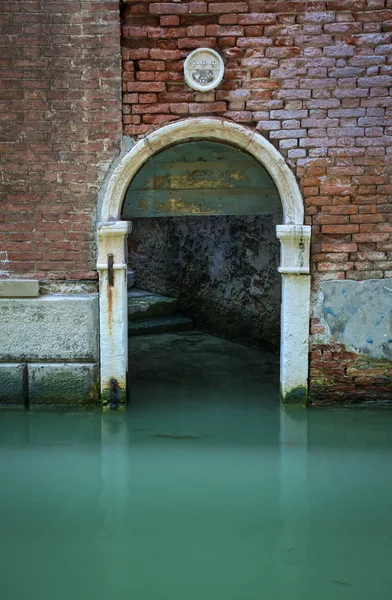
[0,363,99,406]
[0,293,100,406]
[0,295,98,362]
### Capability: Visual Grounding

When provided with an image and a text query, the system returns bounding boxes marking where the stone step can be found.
[128,315,193,336]
[128,289,178,321]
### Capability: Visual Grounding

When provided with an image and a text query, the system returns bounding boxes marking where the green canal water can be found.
[0,332,391,599]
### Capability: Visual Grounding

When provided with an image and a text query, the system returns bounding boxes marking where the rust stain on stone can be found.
[107,283,113,338]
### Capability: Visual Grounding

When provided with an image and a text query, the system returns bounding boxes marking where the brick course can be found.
[0,0,122,280]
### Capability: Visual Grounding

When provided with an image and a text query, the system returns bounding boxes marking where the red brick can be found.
[237,36,273,47]
[321,205,358,215]
[133,103,170,114]
[189,2,207,14]
[206,25,244,36]
[314,215,350,225]
[238,14,277,25]
[317,261,354,271]
[350,214,386,224]
[138,60,165,71]
[321,243,357,253]
[188,102,227,113]
[187,25,206,37]
[321,225,360,234]
[209,3,248,14]
[219,15,239,25]
[353,233,390,243]
[138,93,158,104]
[160,16,179,27]
[140,111,179,123]
[126,82,165,93]
[178,37,217,48]
[149,4,189,15]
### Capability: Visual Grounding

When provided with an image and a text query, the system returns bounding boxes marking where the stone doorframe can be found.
[97,118,311,404]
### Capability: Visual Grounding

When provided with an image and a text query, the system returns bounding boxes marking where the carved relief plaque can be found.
[184,48,224,92]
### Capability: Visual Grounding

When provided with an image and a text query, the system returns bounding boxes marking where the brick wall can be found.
[121,0,392,403]
[121,0,391,278]
[2,1,391,402]
[0,0,122,280]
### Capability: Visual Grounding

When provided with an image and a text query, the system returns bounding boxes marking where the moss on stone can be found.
[281,385,308,405]
[29,366,100,406]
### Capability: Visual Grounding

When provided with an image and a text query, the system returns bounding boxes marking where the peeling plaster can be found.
[312,279,392,361]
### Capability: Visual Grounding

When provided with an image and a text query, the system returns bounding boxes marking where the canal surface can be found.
[0,332,391,599]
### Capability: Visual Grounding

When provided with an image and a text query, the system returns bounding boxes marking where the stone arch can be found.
[97,118,311,405]
[100,118,304,225]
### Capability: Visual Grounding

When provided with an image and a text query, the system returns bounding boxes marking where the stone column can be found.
[276,225,311,404]
[97,221,132,405]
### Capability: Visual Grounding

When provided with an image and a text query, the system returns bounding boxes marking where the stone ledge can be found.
[0,295,99,362]
[0,362,100,406]
[0,279,39,298]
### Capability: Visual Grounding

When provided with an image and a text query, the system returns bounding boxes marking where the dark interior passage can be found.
[124,139,283,352]
[128,214,282,351]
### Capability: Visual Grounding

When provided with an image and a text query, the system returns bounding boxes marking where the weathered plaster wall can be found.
[310,279,392,403]
[129,214,282,350]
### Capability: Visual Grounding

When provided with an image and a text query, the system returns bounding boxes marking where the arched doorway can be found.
[124,139,283,352]
[97,118,311,405]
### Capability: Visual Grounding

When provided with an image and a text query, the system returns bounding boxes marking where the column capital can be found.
[97,220,132,238]
[97,220,131,268]
[276,224,311,275]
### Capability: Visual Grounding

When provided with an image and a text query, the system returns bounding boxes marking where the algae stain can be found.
[282,385,308,405]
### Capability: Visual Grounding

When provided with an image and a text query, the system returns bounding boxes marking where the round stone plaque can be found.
[184,48,224,92]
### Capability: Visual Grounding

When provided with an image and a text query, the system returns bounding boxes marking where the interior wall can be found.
[128,213,282,352]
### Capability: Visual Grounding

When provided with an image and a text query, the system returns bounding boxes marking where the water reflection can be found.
[0,333,391,599]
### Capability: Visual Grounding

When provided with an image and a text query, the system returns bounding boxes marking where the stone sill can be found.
[0,279,39,298]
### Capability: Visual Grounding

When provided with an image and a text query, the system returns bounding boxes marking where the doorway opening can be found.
[97,118,311,405]
[124,140,282,406]
[125,139,282,347]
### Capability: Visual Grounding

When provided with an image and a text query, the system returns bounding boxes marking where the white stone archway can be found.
[97,118,311,405]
